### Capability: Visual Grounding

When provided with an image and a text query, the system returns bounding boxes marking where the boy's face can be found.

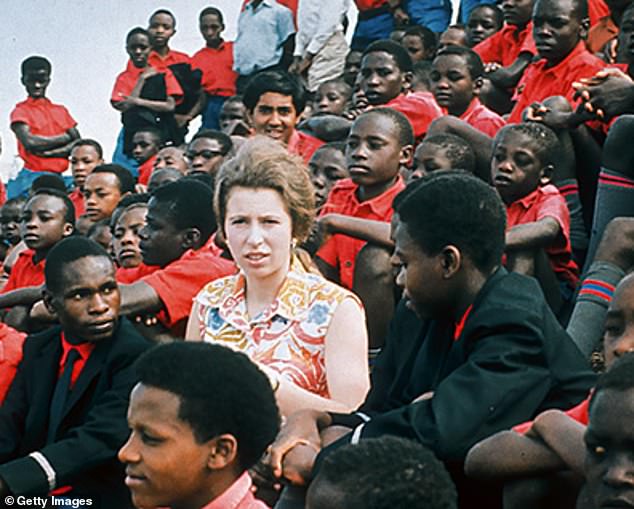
[46,256,120,343]
[602,276,634,369]
[411,143,452,179]
[126,33,152,69]
[502,0,535,26]
[584,388,634,509]
[154,147,188,174]
[219,100,249,136]
[21,195,73,252]
[113,206,147,270]
[430,54,479,116]
[1,203,23,246]
[139,199,186,268]
[200,13,223,46]
[132,132,160,164]
[491,130,549,204]
[438,28,469,51]
[83,173,123,222]
[249,92,298,145]
[467,7,501,46]
[402,34,429,63]
[360,51,410,105]
[343,51,363,87]
[346,114,410,189]
[533,0,585,65]
[22,69,50,99]
[315,83,349,115]
[70,145,103,190]
[309,148,348,208]
[186,138,225,176]
[148,13,176,49]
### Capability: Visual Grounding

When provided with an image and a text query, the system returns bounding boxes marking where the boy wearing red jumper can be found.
[9,56,79,199]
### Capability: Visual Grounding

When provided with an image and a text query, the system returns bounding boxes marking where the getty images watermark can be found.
[4,496,93,508]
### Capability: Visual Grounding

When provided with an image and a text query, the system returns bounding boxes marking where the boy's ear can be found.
[43,289,58,317]
[401,72,413,93]
[399,144,415,168]
[181,228,202,250]
[440,245,462,278]
[62,223,74,238]
[206,434,238,470]
[540,164,554,185]
[579,17,590,39]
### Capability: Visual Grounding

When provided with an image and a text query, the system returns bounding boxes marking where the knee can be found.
[594,217,634,270]
[603,115,634,173]
[354,244,393,284]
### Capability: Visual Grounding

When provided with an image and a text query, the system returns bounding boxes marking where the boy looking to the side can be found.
[185,130,233,178]
[83,164,135,223]
[411,133,477,179]
[131,127,162,186]
[314,79,352,116]
[9,56,80,199]
[68,139,104,218]
[309,142,348,210]
[153,145,188,174]
[466,4,504,47]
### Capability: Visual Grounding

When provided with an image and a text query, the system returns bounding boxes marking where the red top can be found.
[586,16,618,53]
[513,393,591,434]
[506,184,579,287]
[508,41,605,124]
[147,49,190,72]
[191,42,238,97]
[110,61,183,104]
[2,249,45,293]
[58,332,96,388]
[474,22,536,67]
[10,97,77,173]
[0,323,26,403]
[386,92,443,142]
[588,0,610,27]
[317,176,406,289]
[354,0,388,10]
[138,154,158,186]
[68,188,85,218]
[287,130,325,164]
[141,248,236,337]
[456,99,505,137]
[116,263,159,284]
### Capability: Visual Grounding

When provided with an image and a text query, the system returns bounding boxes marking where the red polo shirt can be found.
[2,249,45,293]
[59,332,96,388]
[386,92,443,142]
[455,99,505,137]
[0,323,26,403]
[191,42,238,97]
[506,184,579,287]
[586,16,618,53]
[116,263,158,284]
[138,154,158,186]
[508,41,606,124]
[474,22,536,67]
[10,97,77,173]
[317,176,406,289]
[589,0,610,27]
[111,61,183,105]
[147,49,191,72]
[513,393,590,434]
[68,188,85,218]
[140,248,236,337]
[288,130,324,164]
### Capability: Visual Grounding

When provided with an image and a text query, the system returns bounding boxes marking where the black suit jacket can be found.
[0,318,150,508]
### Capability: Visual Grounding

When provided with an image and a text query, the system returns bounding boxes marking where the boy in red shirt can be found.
[430,46,505,137]
[131,128,161,186]
[68,139,104,218]
[9,56,79,199]
[191,7,238,131]
[83,164,135,223]
[0,323,25,403]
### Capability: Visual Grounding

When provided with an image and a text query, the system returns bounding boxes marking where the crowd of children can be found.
[1,0,634,507]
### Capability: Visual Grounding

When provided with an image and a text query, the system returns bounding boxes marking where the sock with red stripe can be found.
[557,178,588,257]
[566,261,625,358]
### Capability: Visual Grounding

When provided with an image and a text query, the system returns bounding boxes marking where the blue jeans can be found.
[201,95,228,131]
[7,168,73,199]
[112,127,139,178]
[405,0,452,32]
[351,11,394,51]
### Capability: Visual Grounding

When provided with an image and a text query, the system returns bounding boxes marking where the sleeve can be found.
[10,104,30,126]
[316,235,339,268]
[304,2,345,56]
[535,191,570,248]
[277,6,296,46]
[0,325,25,403]
[55,105,77,131]
[389,96,440,139]
[519,30,537,55]
[163,69,184,100]
[473,32,502,64]
[110,72,128,104]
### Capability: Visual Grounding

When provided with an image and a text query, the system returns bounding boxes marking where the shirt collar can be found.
[59,331,95,366]
[248,0,274,10]
[25,96,52,106]
[459,98,480,121]
[535,40,588,72]
[515,186,543,209]
[355,175,405,217]
[502,21,532,41]
[201,472,253,509]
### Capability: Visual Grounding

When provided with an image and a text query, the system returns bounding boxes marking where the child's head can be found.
[21,56,51,99]
[119,342,280,509]
[309,142,348,208]
[360,40,414,105]
[401,26,438,63]
[412,60,433,93]
[112,199,149,269]
[126,27,152,69]
[438,25,469,51]
[70,139,104,191]
[390,28,407,43]
[30,174,67,195]
[148,9,177,51]
[84,164,135,222]
[584,352,634,509]
[314,79,352,115]
[243,70,306,145]
[132,128,162,165]
[617,3,634,64]
[219,96,249,136]
[343,50,363,87]
[148,168,182,193]
[412,134,476,179]
[431,47,484,116]
[21,189,75,255]
[347,108,414,194]
[199,6,224,47]
[532,0,588,65]
[466,4,504,46]
[307,437,457,509]
[186,130,233,176]
[393,171,506,319]
[502,0,535,28]
[0,198,25,246]
[86,219,113,254]
[491,122,559,204]
[154,146,188,174]
[140,179,216,268]
[600,273,634,369]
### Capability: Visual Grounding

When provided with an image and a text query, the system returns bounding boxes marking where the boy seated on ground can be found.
[83,164,135,223]
[119,342,280,509]
[68,139,104,218]
[411,133,477,180]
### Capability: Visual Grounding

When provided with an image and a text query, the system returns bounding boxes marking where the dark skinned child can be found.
[68,139,104,218]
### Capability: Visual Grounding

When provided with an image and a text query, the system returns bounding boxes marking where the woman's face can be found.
[224,187,293,283]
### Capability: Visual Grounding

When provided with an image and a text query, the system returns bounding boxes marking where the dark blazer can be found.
[0,318,150,508]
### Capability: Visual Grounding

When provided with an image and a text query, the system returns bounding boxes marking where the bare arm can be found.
[118,281,165,316]
[531,409,586,476]
[38,128,81,158]
[113,69,176,113]
[0,285,44,308]
[315,257,339,284]
[505,217,561,251]
[11,123,76,153]
[320,214,393,248]
[487,52,533,89]
[301,115,352,142]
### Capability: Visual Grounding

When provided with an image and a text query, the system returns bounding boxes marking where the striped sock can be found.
[557,178,588,254]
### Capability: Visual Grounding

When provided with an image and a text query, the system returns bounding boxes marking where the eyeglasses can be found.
[185,150,224,160]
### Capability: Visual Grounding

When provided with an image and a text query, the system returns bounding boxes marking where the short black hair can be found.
[243,70,307,115]
[110,193,150,231]
[86,218,111,239]
[318,78,352,99]
[355,108,415,147]
[191,129,233,156]
[403,25,438,55]
[135,342,280,470]
[435,46,485,79]
[71,138,104,159]
[494,122,560,167]
[395,171,506,272]
[150,179,216,242]
[92,164,136,194]
[421,134,476,173]
[317,437,457,509]
[44,236,112,295]
[29,188,76,226]
[183,172,214,190]
[315,141,347,157]
[469,4,504,29]
[21,56,51,76]
[199,6,224,24]
[31,174,67,194]
[413,60,432,89]
[590,352,634,414]
[133,127,163,146]
[363,39,414,73]
[149,9,176,28]
[126,26,150,43]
